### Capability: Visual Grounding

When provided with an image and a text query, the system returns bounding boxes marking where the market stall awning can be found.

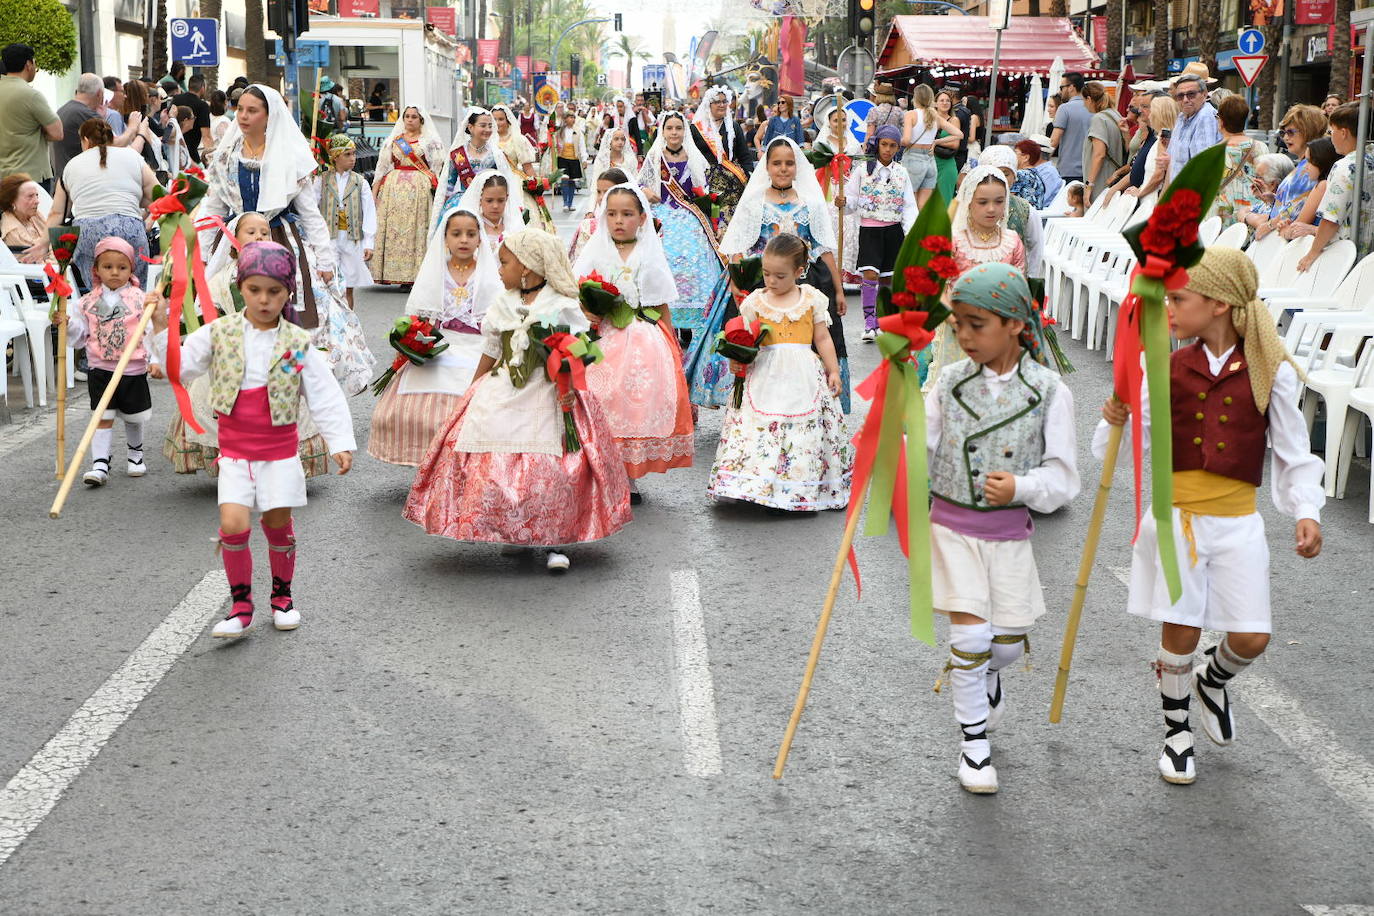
[877,15,1104,78]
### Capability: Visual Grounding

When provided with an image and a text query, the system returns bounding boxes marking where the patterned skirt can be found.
[372,169,434,284]
[654,202,725,333]
[587,318,694,478]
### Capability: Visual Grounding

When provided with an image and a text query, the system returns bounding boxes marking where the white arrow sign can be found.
[1233,54,1268,87]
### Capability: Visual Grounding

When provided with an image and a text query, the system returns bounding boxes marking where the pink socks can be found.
[262,520,296,613]
[219,528,254,626]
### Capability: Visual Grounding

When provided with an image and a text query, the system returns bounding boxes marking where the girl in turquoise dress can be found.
[687,137,852,412]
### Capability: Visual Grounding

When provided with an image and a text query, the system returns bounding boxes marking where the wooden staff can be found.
[773,500,864,779]
[49,302,158,519]
[1048,415,1124,723]
[309,67,324,153]
[55,305,67,479]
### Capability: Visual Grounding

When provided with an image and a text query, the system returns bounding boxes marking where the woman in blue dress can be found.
[635,111,730,340]
[198,84,374,395]
[431,107,518,228]
[687,136,851,412]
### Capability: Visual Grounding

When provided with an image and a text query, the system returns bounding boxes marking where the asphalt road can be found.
[1,197,1371,915]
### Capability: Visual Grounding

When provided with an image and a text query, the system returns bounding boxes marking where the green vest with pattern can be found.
[208,313,312,426]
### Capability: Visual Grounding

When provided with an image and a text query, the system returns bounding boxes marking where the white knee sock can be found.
[1157,646,1193,735]
[947,621,993,763]
[124,418,145,459]
[987,625,1030,698]
[92,427,113,464]
[1200,636,1258,690]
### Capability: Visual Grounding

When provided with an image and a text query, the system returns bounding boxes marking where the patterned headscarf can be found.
[1184,245,1298,412]
[236,240,297,295]
[327,133,356,158]
[502,228,579,298]
[950,262,1061,370]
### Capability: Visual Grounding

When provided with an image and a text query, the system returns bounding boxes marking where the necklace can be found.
[241,136,265,159]
[771,184,795,196]
[972,225,1000,244]
[665,145,684,155]
[613,237,636,248]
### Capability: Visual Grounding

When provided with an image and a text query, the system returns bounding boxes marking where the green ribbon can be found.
[1137,278,1182,602]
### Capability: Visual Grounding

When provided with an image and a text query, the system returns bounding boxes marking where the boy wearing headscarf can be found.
[1098,247,1324,786]
[148,241,357,639]
[834,123,917,342]
[315,133,376,309]
[929,262,1079,795]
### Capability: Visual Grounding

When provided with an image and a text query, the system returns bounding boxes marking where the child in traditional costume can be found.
[148,241,356,639]
[706,233,851,512]
[567,167,628,264]
[370,104,444,286]
[403,229,631,573]
[369,205,500,466]
[1098,247,1324,786]
[459,169,523,258]
[432,108,518,227]
[692,137,851,411]
[315,134,376,309]
[55,237,158,487]
[929,262,1078,795]
[573,183,694,502]
[834,124,917,343]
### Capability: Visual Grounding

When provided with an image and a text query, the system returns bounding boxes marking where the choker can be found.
[770,184,794,192]
[613,238,636,248]
[520,279,548,295]
[665,145,684,154]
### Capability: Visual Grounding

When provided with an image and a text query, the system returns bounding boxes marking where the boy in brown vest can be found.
[1098,247,1324,785]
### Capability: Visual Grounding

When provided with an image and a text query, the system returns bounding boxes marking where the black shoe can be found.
[629,491,643,505]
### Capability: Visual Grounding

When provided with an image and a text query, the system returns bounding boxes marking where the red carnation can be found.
[1140,224,1175,256]
[53,247,71,261]
[891,290,917,309]
[921,236,953,253]
[928,255,960,279]
[1170,189,1202,220]
[58,233,78,244]
[909,273,940,297]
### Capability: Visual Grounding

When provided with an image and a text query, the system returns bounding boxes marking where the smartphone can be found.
[1159,128,1172,148]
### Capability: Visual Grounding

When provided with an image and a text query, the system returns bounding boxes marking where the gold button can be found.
[1223,396,1233,405]
[1217,442,1226,450]
[1195,412,1204,420]
[1198,392,1207,400]
[1219,415,1228,423]
[1193,436,1203,445]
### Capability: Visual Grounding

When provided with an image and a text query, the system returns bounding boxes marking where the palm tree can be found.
[1051,0,1068,16]
[200,0,222,90]
[1257,19,1281,126]
[1331,0,1353,99]
[1106,0,1122,67]
[1151,0,1168,85]
[615,33,651,81]
[245,0,268,82]
[151,0,169,77]
[1198,0,1220,75]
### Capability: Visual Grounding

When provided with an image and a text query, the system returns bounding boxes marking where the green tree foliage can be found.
[0,0,77,74]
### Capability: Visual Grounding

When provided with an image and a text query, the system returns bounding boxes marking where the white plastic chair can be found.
[1262,239,1355,311]
[1211,222,1249,250]
[0,284,35,408]
[0,272,53,406]
[1257,236,1314,298]
[1198,215,1223,246]
[1341,369,1374,521]
[1245,232,1288,286]
[1301,331,1374,495]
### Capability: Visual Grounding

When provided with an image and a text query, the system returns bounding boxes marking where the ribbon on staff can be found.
[43,262,72,298]
[820,152,852,194]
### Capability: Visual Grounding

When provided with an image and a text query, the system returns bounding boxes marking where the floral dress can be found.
[373,136,443,283]
[651,158,728,332]
[706,285,853,511]
[1210,139,1262,229]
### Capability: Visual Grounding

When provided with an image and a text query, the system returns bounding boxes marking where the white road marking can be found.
[1301,907,1374,915]
[0,570,227,868]
[669,569,724,778]
[1100,561,1374,831]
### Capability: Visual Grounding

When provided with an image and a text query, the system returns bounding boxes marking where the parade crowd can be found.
[1,39,1350,795]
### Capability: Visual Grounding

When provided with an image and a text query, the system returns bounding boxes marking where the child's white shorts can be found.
[931,523,1047,627]
[216,456,307,512]
[1127,507,1272,634]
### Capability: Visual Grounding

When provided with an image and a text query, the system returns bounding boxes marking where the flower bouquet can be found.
[535,323,604,452]
[370,315,450,395]
[578,271,658,329]
[44,226,80,320]
[712,316,771,408]
[691,186,722,230]
[805,141,860,200]
[727,256,763,304]
[524,175,556,226]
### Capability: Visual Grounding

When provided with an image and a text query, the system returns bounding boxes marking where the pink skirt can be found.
[402,381,633,546]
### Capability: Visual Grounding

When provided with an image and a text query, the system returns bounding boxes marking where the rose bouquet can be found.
[712,316,771,408]
[578,271,658,329]
[535,323,604,452]
[727,256,764,304]
[370,315,450,395]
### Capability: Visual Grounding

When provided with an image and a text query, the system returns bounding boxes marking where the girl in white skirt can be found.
[149,241,356,639]
[706,232,852,513]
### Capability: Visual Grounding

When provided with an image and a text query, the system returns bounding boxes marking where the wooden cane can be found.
[1048,417,1124,723]
[309,67,324,152]
[773,500,865,779]
[49,301,158,519]
[55,312,67,479]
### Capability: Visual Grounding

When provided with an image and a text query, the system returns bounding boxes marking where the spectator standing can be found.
[1026,133,1063,204]
[1044,93,1060,137]
[1050,72,1090,182]
[863,81,904,157]
[1322,94,1341,117]
[53,74,106,182]
[1167,72,1221,180]
[757,96,805,149]
[949,84,974,169]
[1081,81,1125,203]
[172,74,212,164]
[103,77,127,133]
[0,43,62,191]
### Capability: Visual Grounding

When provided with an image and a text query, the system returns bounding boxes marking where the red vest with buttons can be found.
[1169,342,1267,486]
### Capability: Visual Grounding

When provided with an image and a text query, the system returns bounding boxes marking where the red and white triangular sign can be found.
[1233,54,1268,87]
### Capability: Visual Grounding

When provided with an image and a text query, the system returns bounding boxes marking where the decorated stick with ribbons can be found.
[773,193,955,779]
[45,226,80,478]
[1049,143,1226,720]
[49,301,158,519]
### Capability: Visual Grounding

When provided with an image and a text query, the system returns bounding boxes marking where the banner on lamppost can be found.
[1295,0,1335,24]
[425,6,456,34]
[534,72,560,114]
[477,39,500,66]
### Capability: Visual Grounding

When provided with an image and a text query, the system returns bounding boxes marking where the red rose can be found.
[921,236,953,253]
[891,291,917,309]
[723,316,764,346]
[928,255,960,279]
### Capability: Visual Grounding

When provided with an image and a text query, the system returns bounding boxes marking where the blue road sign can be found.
[1238,28,1265,55]
[170,18,219,67]
[274,39,331,69]
[845,99,873,144]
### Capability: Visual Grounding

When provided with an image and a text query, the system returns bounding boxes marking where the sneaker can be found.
[546,550,571,573]
[1158,726,1196,784]
[1193,650,1235,746]
[273,606,301,631]
[212,613,253,639]
[127,456,146,477]
[83,458,110,487]
[862,328,878,343]
[73,368,88,382]
[985,673,1006,732]
[957,751,999,794]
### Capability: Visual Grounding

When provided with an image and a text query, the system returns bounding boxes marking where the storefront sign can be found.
[477,39,500,66]
[1295,0,1335,25]
[1307,33,1331,62]
[516,55,531,73]
[425,6,456,34]
[338,0,379,16]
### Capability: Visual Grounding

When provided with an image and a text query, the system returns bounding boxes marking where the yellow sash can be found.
[1172,470,1257,566]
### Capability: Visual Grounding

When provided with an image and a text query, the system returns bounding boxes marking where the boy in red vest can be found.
[1099,247,1324,785]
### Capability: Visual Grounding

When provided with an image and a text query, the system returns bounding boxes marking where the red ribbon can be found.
[876,310,934,355]
[542,332,588,406]
[43,263,72,298]
[822,152,853,191]
[148,178,190,218]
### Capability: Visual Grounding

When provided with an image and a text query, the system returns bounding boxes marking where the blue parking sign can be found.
[171,18,219,67]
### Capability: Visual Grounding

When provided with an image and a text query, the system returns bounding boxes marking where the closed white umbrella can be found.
[1020,73,1044,136]
[1043,56,1065,133]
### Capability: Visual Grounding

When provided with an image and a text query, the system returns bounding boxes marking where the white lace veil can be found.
[693,86,737,159]
[635,111,709,194]
[408,205,501,328]
[720,136,836,257]
[216,84,318,216]
[953,164,1010,235]
[572,183,679,307]
[590,128,639,186]
[432,108,518,222]
[455,167,524,240]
